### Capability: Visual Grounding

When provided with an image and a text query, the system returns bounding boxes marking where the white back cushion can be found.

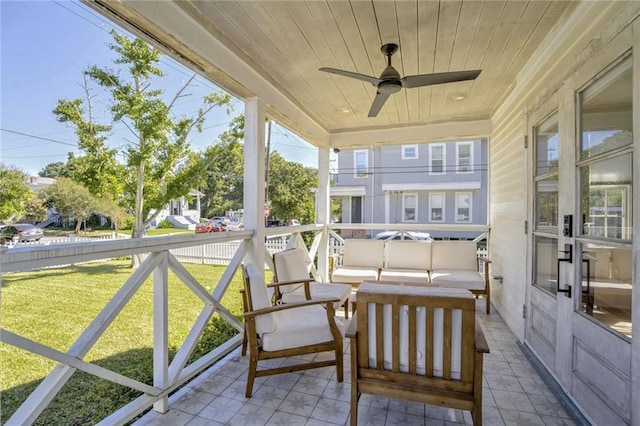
[432,241,478,271]
[386,240,432,270]
[343,239,384,268]
[273,248,308,293]
[245,263,275,334]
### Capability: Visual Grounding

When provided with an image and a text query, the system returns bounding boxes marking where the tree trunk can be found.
[131,161,145,268]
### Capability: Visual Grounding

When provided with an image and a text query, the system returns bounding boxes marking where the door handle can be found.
[557,244,572,297]
[582,258,592,314]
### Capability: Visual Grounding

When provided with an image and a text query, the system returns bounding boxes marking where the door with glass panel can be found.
[570,55,633,425]
[528,54,634,425]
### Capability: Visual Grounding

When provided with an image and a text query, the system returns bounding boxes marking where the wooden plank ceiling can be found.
[103,1,576,136]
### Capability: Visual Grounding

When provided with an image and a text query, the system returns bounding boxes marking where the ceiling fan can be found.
[319,43,481,117]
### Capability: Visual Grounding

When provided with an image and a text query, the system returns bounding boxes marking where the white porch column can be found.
[244,98,266,269]
[316,147,331,281]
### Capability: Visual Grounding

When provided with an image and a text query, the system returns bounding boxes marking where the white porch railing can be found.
[0,223,488,424]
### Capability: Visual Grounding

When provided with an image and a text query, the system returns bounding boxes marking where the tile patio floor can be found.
[135,301,580,426]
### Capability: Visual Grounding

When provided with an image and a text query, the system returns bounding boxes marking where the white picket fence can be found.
[170,236,290,265]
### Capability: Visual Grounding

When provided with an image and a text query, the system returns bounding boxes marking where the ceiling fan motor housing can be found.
[379,80,402,94]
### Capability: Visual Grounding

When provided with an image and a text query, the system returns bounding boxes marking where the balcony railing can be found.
[0,222,488,424]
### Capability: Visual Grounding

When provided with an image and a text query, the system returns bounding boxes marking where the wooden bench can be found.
[346,282,489,425]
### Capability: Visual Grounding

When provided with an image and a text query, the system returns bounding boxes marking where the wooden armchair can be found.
[345,282,489,425]
[241,263,344,397]
[273,248,352,318]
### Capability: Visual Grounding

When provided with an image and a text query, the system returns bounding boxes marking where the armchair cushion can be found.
[244,264,275,334]
[262,305,342,351]
[273,248,308,293]
[274,248,352,309]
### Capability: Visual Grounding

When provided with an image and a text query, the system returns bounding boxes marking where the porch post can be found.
[152,251,169,413]
[317,146,331,281]
[244,98,266,269]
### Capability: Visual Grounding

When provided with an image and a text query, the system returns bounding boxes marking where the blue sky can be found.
[1,0,320,176]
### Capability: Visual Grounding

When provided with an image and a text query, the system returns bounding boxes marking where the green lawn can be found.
[44,227,194,238]
[0,260,245,425]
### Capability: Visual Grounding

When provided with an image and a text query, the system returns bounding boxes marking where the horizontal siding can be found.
[489,101,527,338]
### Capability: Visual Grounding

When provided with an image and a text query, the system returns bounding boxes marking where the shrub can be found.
[120,215,134,230]
[156,219,173,229]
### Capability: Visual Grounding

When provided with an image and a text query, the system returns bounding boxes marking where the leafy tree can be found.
[38,161,69,178]
[96,196,130,236]
[0,164,33,221]
[200,115,245,217]
[53,73,124,199]
[55,30,231,249]
[267,152,317,223]
[42,178,98,233]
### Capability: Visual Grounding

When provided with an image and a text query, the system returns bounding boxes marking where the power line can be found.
[0,129,77,147]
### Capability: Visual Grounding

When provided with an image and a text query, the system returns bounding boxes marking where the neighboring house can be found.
[332,138,488,239]
[151,189,204,229]
[23,176,204,229]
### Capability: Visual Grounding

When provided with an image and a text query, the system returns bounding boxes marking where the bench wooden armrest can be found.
[475,319,490,353]
[345,311,358,338]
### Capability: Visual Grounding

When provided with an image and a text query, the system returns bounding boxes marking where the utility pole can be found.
[264,119,272,224]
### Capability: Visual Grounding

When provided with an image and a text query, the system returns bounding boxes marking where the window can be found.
[578,55,633,241]
[534,113,559,231]
[429,144,445,174]
[429,193,444,222]
[532,112,559,296]
[455,192,472,222]
[354,150,368,178]
[533,236,558,295]
[577,54,633,338]
[456,142,473,173]
[402,193,417,221]
[402,145,418,159]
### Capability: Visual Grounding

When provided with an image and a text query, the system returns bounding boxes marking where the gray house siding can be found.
[334,138,488,239]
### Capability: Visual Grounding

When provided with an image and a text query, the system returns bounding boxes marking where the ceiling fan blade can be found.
[401,70,481,88]
[368,91,391,117]
[319,67,381,86]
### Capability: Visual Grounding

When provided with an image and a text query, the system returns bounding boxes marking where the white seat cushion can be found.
[431,269,485,290]
[331,266,379,284]
[379,269,429,285]
[261,304,337,351]
[281,282,352,308]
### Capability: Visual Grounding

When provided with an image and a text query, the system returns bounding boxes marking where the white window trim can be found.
[402,144,418,160]
[354,149,368,178]
[456,141,473,174]
[402,193,418,222]
[455,191,472,223]
[429,143,446,175]
[429,192,445,223]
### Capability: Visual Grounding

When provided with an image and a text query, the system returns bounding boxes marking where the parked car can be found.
[0,223,44,242]
[210,216,230,226]
[266,219,287,227]
[373,231,431,241]
[195,221,225,234]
